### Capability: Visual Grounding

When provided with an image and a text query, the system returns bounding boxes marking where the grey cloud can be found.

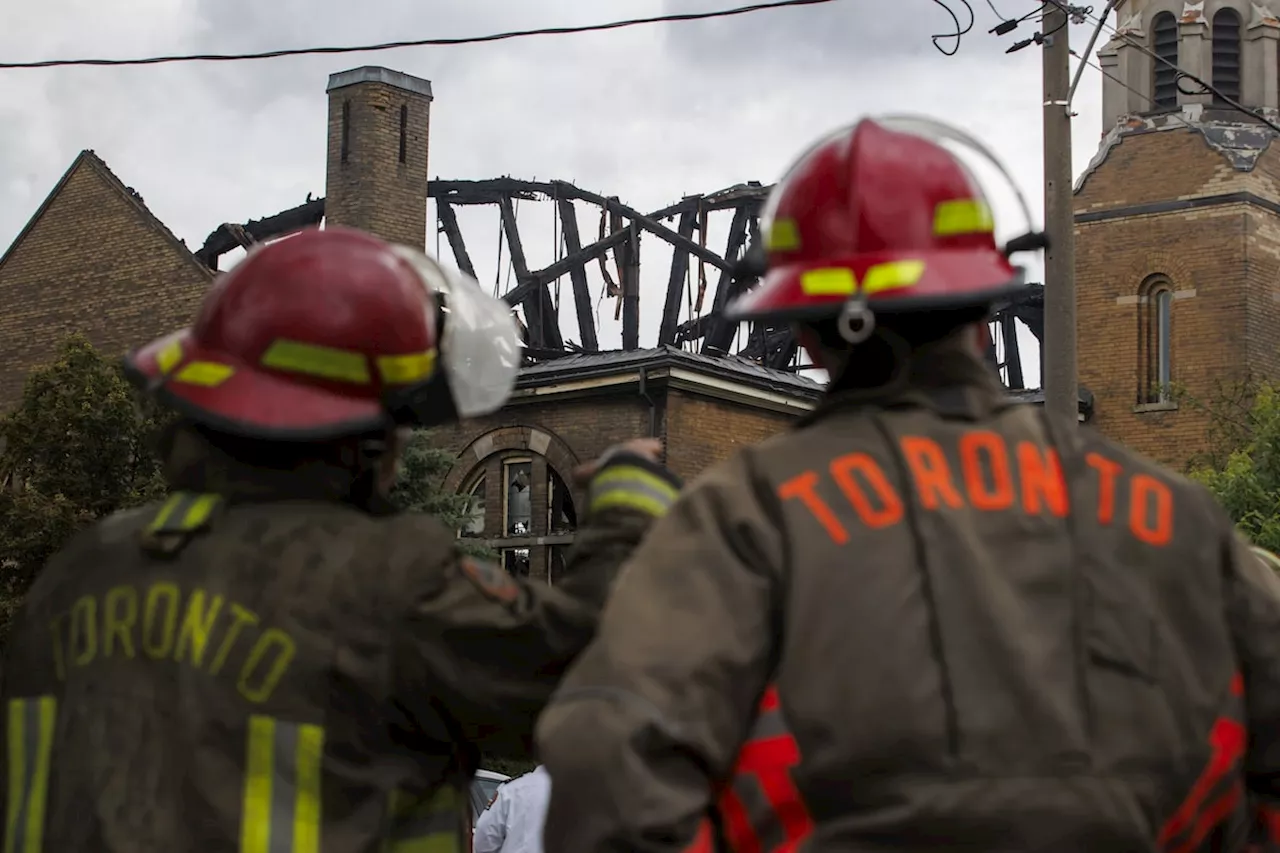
[659,0,1029,68]
[0,0,1106,362]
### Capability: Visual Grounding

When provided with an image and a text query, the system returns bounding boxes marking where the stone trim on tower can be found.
[1099,0,1280,130]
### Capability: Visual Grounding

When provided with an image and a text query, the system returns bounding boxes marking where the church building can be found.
[1077,0,1280,467]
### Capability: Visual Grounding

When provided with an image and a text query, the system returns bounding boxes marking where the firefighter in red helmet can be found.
[537,118,1280,852]
[0,226,679,852]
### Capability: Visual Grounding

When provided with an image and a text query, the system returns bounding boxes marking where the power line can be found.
[1072,50,1194,130]
[0,0,842,70]
[1042,0,1280,134]
[929,0,976,55]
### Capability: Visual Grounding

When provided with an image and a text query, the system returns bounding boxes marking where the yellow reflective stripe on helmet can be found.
[5,695,56,853]
[800,262,926,297]
[261,340,371,385]
[765,218,800,252]
[933,198,994,236]
[241,715,324,853]
[381,786,462,853]
[174,361,235,387]
[589,465,680,518]
[799,268,857,296]
[148,492,222,534]
[861,260,926,295]
[156,339,184,374]
[376,350,437,386]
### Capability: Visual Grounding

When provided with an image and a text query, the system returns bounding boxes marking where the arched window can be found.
[453,442,580,584]
[1212,8,1242,105]
[1152,13,1180,109]
[1138,276,1175,404]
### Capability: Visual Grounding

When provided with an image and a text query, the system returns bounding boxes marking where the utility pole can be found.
[1042,1,1078,427]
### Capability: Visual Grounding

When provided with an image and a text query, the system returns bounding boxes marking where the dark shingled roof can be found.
[516,345,1092,415]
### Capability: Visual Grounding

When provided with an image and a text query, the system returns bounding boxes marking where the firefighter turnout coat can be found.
[0,426,670,852]
[536,350,1280,853]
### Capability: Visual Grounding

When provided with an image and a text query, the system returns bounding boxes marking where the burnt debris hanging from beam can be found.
[193,180,1043,391]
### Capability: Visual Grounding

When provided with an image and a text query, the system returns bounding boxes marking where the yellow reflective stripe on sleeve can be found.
[765,218,800,252]
[933,198,994,236]
[861,260,926,295]
[261,340,371,385]
[174,361,235,387]
[4,696,56,853]
[376,350,437,385]
[589,465,680,518]
[1252,545,1280,573]
[148,492,222,534]
[799,268,857,296]
[156,339,184,374]
[241,715,324,853]
[381,787,462,853]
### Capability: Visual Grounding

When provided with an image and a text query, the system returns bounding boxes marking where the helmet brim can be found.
[123,329,390,441]
[725,249,1034,322]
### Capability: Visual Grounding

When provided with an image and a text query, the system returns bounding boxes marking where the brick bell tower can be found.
[1075,0,1280,468]
[324,66,433,250]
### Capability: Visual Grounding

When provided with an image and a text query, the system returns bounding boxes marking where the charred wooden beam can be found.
[550,181,731,272]
[193,197,325,269]
[767,330,799,370]
[436,201,476,279]
[556,198,598,353]
[659,209,698,346]
[429,178,553,205]
[673,314,712,346]
[504,228,630,306]
[620,224,641,351]
[999,314,1025,389]
[701,205,754,355]
[702,181,771,211]
[499,197,543,350]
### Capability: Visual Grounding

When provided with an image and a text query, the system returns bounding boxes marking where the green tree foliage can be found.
[1190,383,1280,554]
[390,430,494,558]
[0,334,172,639]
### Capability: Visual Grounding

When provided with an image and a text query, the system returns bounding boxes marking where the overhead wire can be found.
[930,0,977,55]
[0,0,845,70]
[1071,49,1192,131]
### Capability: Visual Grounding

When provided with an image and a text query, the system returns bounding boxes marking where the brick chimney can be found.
[324,66,433,249]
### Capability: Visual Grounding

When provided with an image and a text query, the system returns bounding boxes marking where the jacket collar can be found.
[799,341,1011,426]
[162,425,397,514]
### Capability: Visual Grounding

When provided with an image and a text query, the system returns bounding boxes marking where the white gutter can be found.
[508,364,818,414]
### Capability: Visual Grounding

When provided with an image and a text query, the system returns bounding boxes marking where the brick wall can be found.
[664,391,797,481]
[324,71,432,250]
[1074,127,1280,468]
[0,152,213,410]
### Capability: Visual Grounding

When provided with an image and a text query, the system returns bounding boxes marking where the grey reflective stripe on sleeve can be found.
[240,715,324,853]
[4,696,56,853]
[381,786,462,853]
[588,464,679,518]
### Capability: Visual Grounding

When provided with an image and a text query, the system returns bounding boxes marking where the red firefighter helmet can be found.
[123,226,522,440]
[726,116,1039,335]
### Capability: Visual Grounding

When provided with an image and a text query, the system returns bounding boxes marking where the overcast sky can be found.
[0,0,1117,385]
